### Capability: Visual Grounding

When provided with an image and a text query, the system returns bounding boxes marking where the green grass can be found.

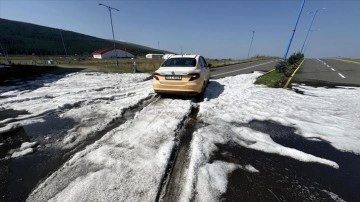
[0,56,162,73]
[254,70,287,88]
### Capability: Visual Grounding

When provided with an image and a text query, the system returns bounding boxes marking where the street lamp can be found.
[300,8,326,53]
[99,3,120,67]
[247,30,255,58]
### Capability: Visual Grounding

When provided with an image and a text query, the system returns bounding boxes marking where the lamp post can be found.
[300,8,326,53]
[283,0,306,60]
[99,3,120,67]
[247,30,255,58]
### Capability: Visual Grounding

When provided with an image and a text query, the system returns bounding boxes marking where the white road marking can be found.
[212,60,276,77]
[338,73,346,78]
[318,59,348,79]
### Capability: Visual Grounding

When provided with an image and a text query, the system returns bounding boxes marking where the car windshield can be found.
[162,58,196,67]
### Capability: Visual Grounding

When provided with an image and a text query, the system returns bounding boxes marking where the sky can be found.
[0,0,359,59]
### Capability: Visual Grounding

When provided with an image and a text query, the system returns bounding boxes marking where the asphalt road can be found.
[292,58,360,87]
[211,59,278,79]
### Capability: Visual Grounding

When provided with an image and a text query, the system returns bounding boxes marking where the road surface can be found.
[211,59,277,79]
[292,58,360,87]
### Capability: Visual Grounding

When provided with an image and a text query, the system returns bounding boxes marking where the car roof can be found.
[169,54,198,59]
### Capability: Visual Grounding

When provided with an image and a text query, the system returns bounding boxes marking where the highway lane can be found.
[322,59,360,85]
[292,58,360,87]
[210,59,278,79]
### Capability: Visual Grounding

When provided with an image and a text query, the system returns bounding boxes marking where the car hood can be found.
[155,67,199,75]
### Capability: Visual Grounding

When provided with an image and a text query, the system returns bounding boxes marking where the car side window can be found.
[202,57,208,68]
[199,57,205,68]
[200,57,207,68]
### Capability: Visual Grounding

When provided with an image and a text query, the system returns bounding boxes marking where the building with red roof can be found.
[92,47,135,59]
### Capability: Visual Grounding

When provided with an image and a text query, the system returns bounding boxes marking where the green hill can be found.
[0,18,168,56]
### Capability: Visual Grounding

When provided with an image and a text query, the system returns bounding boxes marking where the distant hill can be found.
[0,18,169,56]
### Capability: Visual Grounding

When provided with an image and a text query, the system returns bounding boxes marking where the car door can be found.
[200,56,210,82]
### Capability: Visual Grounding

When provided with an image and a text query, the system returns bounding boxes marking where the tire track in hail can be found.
[156,100,206,202]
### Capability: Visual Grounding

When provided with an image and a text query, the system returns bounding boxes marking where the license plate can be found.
[165,75,182,80]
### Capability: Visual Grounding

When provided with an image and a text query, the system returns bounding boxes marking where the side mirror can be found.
[208,64,212,68]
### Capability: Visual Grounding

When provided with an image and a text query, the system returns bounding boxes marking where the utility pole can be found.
[59,29,69,63]
[283,0,306,60]
[99,3,120,67]
[247,30,255,58]
[158,41,160,50]
[0,42,10,64]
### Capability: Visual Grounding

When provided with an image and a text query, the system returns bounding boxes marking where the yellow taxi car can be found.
[152,54,211,97]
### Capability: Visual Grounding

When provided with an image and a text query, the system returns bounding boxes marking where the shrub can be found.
[275,52,304,73]
[288,52,304,66]
[275,60,288,73]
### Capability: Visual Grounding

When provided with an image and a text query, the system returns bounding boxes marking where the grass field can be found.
[254,70,287,88]
[0,55,272,73]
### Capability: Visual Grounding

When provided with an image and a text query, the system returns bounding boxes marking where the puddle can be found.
[216,120,360,201]
[0,109,30,122]
[0,148,66,202]
[22,114,76,141]
[0,95,158,202]
[214,144,336,201]
[0,114,78,201]
[0,127,30,158]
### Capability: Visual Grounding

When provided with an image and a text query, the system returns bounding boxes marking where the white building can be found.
[92,47,135,59]
[145,53,164,59]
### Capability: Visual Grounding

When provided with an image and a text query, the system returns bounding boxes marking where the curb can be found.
[263,68,275,75]
[256,69,275,79]
[283,59,305,89]
[255,68,275,79]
